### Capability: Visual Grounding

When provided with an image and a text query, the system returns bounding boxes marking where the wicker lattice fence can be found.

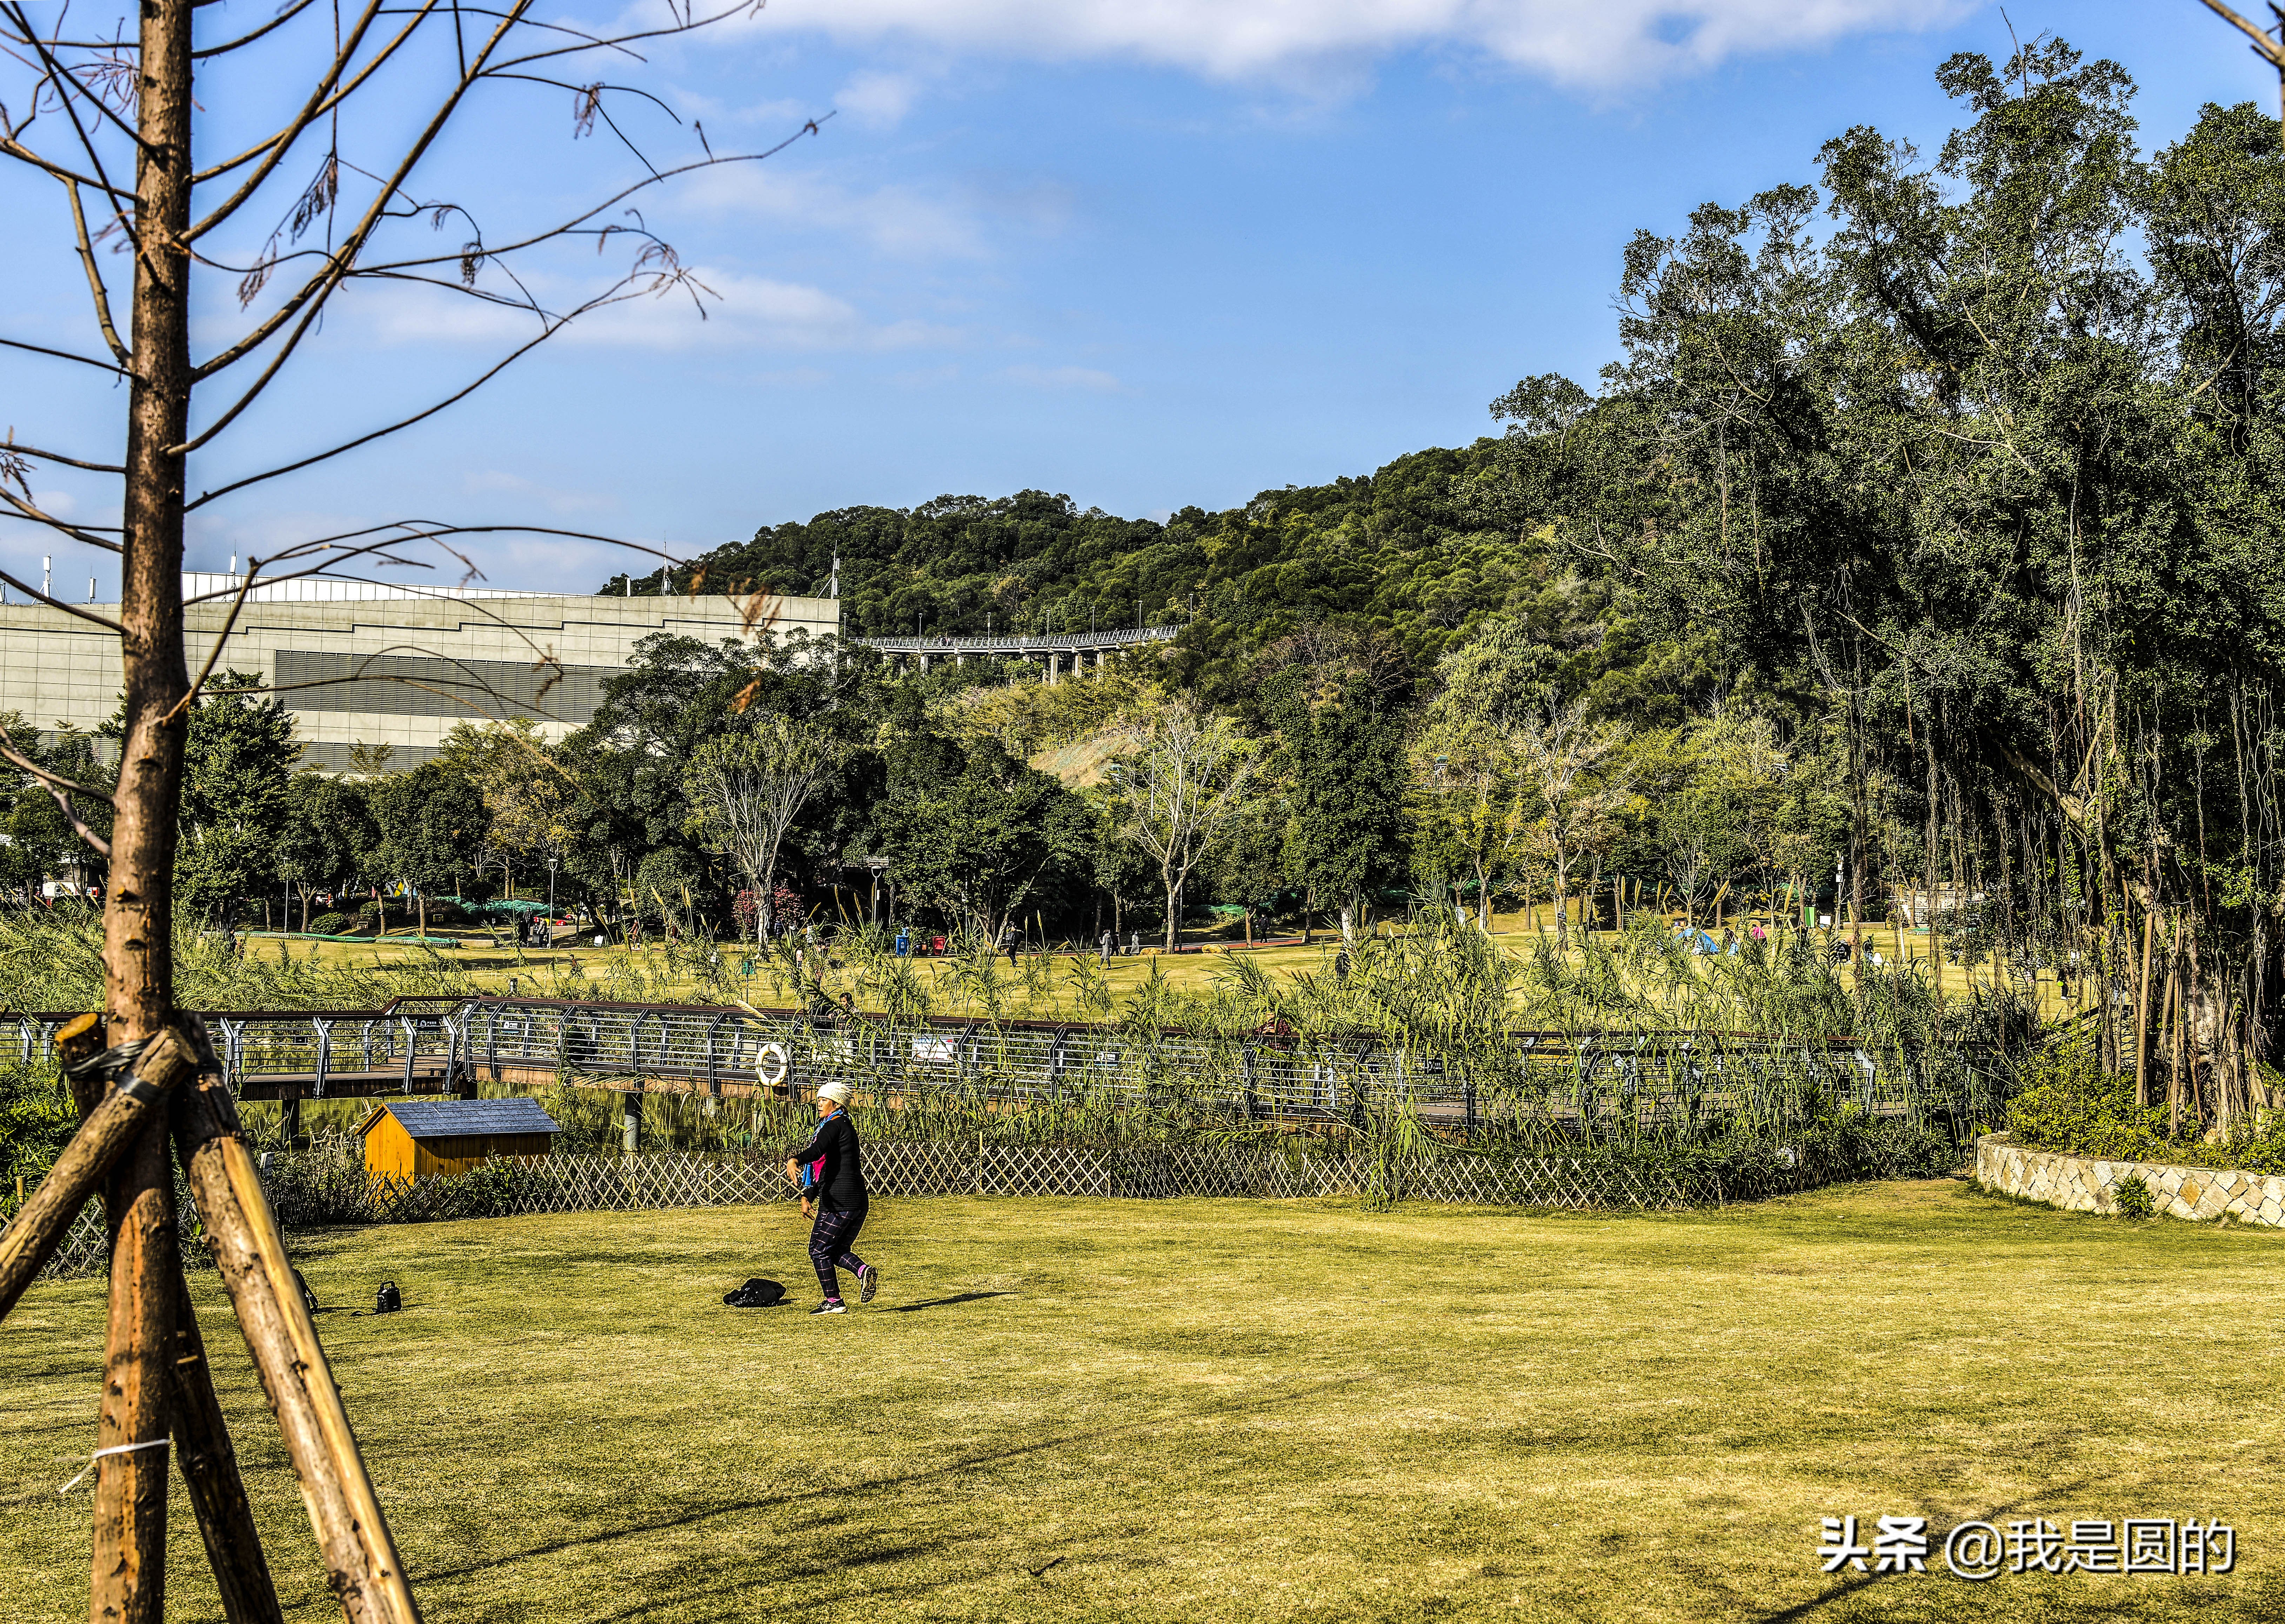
[341,1142,1704,1222]
[12,1139,1705,1280]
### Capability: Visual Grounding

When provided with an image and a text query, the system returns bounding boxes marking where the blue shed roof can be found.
[361,1098,560,1140]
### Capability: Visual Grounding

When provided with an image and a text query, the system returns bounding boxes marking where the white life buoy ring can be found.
[755,1041,789,1087]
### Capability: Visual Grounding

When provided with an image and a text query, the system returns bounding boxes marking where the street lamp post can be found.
[866,855,889,929]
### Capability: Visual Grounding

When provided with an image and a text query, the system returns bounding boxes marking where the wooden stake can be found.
[51,1019,282,1624]
[170,1050,422,1624]
[0,1025,199,1320]
[170,1293,287,1624]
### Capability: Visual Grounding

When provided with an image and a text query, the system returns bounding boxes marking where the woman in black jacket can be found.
[786,1080,878,1314]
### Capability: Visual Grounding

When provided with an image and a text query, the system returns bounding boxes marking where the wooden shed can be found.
[359,1098,559,1180]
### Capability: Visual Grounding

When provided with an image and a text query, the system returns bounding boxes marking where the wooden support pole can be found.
[170,1052,422,1624]
[49,1019,282,1624]
[170,1293,288,1624]
[0,1024,196,1320]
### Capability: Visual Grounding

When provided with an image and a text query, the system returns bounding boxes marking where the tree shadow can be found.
[883,1291,1015,1314]
[413,1373,1369,1587]
[1745,1478,2104,1623]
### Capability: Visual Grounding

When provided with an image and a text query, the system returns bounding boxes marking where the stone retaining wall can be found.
[1975,1132,2285,1225]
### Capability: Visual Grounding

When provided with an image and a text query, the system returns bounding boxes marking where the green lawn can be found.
[5,1183,2278,1622]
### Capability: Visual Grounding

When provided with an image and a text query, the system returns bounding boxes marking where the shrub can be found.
[2007,1044,2285,1175]
[2113,1173,2154,1220]
[2006,1045,2173,1161]
[307,912,353,935]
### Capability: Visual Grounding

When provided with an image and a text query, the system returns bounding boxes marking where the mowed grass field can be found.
[6,1182,2276,1623]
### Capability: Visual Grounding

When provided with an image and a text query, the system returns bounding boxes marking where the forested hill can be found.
[600,443,1704,712]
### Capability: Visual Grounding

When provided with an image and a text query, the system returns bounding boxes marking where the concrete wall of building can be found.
[0,587,836,769]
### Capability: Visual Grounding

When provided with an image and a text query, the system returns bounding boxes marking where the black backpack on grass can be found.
[723,1277,787,1308]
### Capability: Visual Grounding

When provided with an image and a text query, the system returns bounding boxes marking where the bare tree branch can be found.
[0,4,151,155]
[0,566,125,631]
[163,560,266,723]
[182,267,711,496]
[183,0,415,232]
[0,483,127,553]
[60,175,133,365]
[191,0,325,61]
[0,332,129,373]
[0,432,126,474]
[177,6,527,387]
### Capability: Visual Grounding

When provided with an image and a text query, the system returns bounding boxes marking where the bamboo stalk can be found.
[0,1024,196,1319]
[170,1054,422,1624]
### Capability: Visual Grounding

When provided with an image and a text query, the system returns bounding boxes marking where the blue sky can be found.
[4,1,2277,596]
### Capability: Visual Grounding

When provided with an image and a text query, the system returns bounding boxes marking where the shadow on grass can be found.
[412,1374,1370,1589]
[884,1290,1016,1314]
[582,1538,953,1624]
[1744,1481,2106,1623]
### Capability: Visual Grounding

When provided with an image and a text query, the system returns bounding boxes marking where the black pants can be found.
[809,1202,868,1300]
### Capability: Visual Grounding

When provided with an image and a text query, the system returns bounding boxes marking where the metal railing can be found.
[1,995,1983,1134]
[855,625,1177,654]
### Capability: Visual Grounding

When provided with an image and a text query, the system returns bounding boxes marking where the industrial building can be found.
[0,573,837,772]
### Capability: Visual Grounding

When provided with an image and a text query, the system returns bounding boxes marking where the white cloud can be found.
[1004,363,1124,392]
[757,0,1970,87]
[837,69,927,130]
[348,269,962,354]
[679,165,989,260]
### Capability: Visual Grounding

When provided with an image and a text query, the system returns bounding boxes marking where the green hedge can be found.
[2006,1044,2285,1174]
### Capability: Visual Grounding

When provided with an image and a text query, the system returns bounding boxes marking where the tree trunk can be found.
[1553,853,1570,950]
[1338,894,1356,946]
[1163,868,1180,952]
[2133,905,2158,1108]
[91,1,199,1612]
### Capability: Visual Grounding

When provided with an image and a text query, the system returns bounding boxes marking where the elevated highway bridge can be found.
[854,623,1178,681]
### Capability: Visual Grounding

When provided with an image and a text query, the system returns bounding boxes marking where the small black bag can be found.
[375,1281,402,1314]
[722,1277,787,1308]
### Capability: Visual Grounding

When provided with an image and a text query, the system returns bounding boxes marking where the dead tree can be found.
[0,4,821,1619]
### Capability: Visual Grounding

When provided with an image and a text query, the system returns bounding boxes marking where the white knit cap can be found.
[817,1081,852,1106]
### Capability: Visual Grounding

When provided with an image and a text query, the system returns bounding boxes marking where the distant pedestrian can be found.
[1127,930,1140,957]
[786,1080,877,1315]
[1098,928,1113,965]
[997,921,1017,964]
